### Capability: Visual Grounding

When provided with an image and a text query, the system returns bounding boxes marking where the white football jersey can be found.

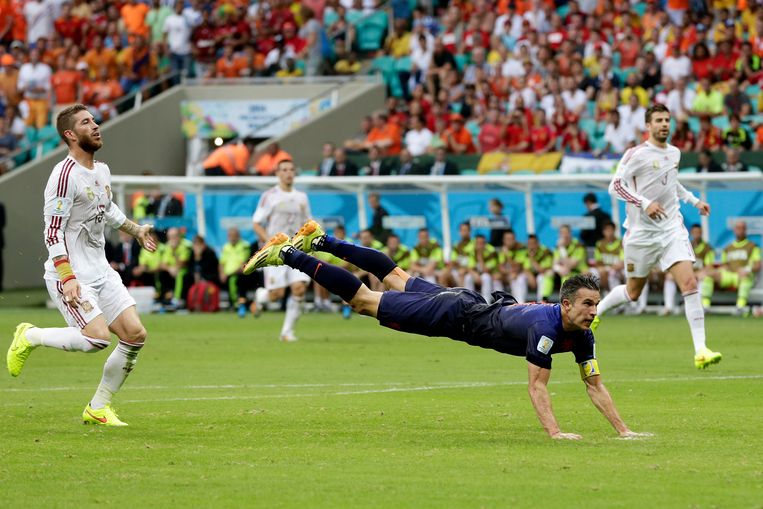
[43,156,126,284]
[609,141,699,234]
[252,185,311,237]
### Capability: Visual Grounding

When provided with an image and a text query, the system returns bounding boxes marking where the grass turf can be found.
[0,304,761,508]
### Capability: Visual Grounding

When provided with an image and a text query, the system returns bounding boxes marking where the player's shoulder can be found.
[94,159,112,173]
[47,156,78,192]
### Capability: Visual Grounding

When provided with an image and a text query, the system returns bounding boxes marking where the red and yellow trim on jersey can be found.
[579,359,600,379]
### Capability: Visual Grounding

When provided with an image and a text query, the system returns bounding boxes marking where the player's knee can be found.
[86,323,112,342]
[122,326,147,345]
[291,284,307,297]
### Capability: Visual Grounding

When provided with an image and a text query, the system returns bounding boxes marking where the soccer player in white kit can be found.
[593,104,722,369]
[6,104,157,425]
[252,159,311,341]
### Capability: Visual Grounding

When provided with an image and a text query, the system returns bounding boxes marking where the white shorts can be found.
[623,228,695,278]
[263,265,310,290]
[46,268,136,329]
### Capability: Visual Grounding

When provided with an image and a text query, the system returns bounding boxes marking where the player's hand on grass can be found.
[551,432,582,440]
[136,225,157,252]
[618,430,654,440]
[62,278,82,307]
[695,200,711,216]
[645,201,666,220]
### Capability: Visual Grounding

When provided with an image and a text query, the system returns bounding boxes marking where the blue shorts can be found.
[377,277,486,340]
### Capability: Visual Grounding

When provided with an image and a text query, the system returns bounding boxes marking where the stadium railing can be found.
[111,172,763,256]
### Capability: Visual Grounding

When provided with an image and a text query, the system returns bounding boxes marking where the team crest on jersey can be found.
[86,186,95,201]
[537,335,554,354]
[652,160,660,170]
[80,301,93,313]
[627,262,635,272]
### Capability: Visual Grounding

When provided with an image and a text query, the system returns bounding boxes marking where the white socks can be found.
[683,291,706,354]
[664,279,677,312]
[597,284,631,315]
[26,327,109,352]
[90,341,143,409]
[462,273,475,291]
[510,273,528,303]
[480,273,493,303]
[281,296,303,338]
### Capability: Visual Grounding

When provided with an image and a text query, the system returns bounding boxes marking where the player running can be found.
[594,103,722,369]
[6,104,157,426]
[243,220,650,440]
[252,159,311,341]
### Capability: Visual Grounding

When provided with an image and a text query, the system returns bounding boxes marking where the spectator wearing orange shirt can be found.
[83,64,124,122]
[119,35,157,92]
[215,42,244,78]
[254,142,293,176]
[0,54,21,107]
[364,112,402,156]
[83,35,119,80]
[203,139,255,176]
[121,0,150,38]
[51,54,82,121]
[441,113,476,154]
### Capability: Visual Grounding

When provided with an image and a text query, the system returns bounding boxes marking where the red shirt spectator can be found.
[478,110,504,152]
[529,110,557,153]
[712,40,739,81]
[54,4,85,46]
[505,112,530,152]
[696,118,722,151]
[691,43,713,81]
[282,22,306,55]
[192,11,218,66]
[616,34,640,68]
[561,125,590,153]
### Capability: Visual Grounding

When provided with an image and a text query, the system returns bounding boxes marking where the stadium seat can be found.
[679,167,697,173]
[749,166,763,173]
[711,116,729,130]
[395,56,412,72]
[37,125,59,154]
[579,118,598,139]
[633,2,647,16]
[688,117,700,133]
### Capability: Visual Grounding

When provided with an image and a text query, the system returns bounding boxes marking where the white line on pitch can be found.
[1,373,762,395]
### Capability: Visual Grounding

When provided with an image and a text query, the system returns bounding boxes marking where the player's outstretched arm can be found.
[527,363,581,440]
[583,375,644,438]
[119,219,157,253]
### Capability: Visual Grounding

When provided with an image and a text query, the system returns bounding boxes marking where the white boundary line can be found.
[1,374,761,406]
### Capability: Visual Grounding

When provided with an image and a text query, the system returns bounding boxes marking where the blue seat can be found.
[679,166,697,173]
[395,56,412,72]
[37,125,60,154]
[454,53,470,72]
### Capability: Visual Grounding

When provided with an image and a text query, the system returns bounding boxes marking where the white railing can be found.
[111,173,763,254]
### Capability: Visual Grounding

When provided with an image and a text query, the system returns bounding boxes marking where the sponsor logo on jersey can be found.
[537,335,554,354]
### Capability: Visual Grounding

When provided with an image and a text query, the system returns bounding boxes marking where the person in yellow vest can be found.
[409,228,444,284]
[466,234,501,303]
[354,228,386,290]
[218,227,254,318]
[438,221,474,288]
[524,234,554,302]
[544,224,588,301]
[663,224,714,315]
[158,227,192,305]
[383,233,411,271]
[701,220,761,315]
[499,230,530,303]
[133,240,164,293]
[314,224,354,313]
[593,222,624,295]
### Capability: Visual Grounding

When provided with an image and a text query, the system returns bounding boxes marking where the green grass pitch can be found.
[0,297,762,508]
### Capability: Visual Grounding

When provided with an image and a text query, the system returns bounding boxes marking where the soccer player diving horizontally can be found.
[245,220,651,440]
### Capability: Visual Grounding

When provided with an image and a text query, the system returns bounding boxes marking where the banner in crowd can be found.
[477,152,563,174]
[181,96,337,139]
[558,154,620,174]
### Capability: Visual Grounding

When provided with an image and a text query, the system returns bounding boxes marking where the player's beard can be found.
[652,130,669,143]
[78,134,103,154]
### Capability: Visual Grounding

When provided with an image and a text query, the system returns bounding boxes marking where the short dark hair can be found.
[583,192,597,204]
[603,221,615,229]
[645,103,670,124]
[560,273,600,303]
[691,223,701,229]
[528,234,538,241]
[418,227,429,234]
[56,103,89,144]
[276,159,294,170]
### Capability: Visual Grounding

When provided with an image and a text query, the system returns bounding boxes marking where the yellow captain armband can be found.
[54,258,76,284]
[579,359,600,379]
